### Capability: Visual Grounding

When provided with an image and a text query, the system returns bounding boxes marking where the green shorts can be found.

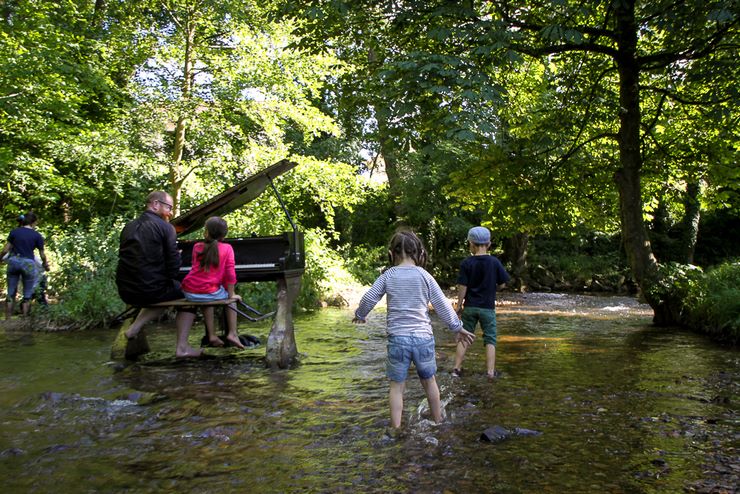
[461,306,497,346]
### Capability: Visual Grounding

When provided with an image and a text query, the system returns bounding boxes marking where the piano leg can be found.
[266,274,301,369]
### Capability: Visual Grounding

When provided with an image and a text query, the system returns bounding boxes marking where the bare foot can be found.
[208,336,225,347]
[225,335,246,349]
[487,370,501,381]
[176,347,204,358]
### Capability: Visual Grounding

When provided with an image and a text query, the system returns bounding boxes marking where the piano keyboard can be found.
[236,263,279,269]
[179,262,278,272]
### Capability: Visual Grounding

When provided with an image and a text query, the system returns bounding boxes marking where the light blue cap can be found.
[467,226,491,244]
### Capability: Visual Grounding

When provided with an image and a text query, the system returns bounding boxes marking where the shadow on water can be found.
[0,293,737,493]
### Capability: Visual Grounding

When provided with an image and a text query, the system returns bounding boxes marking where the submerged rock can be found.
[480,425,512,443]
[480,425,543,443]
[514,427,543,437]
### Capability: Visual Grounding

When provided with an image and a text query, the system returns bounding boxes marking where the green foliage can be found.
[690,262,740,342]
[44,217,125,329]
[527,233,629,289]
[0,0,155,220]
[344,244,386,286]
[647,262,706,328]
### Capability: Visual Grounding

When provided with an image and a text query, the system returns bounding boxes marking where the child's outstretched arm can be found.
[352,273,387,324]
[425,271,475,345]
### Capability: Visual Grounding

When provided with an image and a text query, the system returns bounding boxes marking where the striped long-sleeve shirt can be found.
[355,265,463,338]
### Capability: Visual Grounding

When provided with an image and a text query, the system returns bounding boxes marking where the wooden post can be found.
[266,274,301,369]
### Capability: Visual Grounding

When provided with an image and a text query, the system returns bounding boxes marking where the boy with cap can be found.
[453,226,510,379]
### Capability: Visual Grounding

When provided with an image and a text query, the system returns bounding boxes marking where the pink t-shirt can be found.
[181,241,237,294]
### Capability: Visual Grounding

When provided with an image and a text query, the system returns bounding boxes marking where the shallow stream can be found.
[0,293,737,493]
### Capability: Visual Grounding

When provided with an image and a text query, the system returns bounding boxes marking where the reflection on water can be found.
[0,293,737,493]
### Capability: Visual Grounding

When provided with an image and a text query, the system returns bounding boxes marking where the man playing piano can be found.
[116,190,202,358]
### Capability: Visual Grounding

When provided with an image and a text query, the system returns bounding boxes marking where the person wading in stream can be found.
[116,191,202,358]
[452,226,510,380]
[353,229,475,429]
[1,212,49,319]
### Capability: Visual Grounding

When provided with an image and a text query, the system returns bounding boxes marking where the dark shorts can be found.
[119,280,183,307]
[461,306,497,346]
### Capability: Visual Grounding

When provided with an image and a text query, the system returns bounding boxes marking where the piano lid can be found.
[170,159,298,236]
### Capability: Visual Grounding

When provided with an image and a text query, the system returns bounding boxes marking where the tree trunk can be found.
[92,0,107,28]
[170,13,196,215]
[613,0,661,316]
[368,46,403,218]
[376,112,403,206]
[680,181,701,264]
[503,232,528,292]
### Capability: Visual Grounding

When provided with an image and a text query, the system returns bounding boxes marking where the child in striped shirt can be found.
[353,230,475,428]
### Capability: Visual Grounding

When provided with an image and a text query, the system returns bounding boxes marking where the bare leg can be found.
[453,340,469,372]
[175,311,202,357]
[486,343,497,378]
[389,381,406,428]
[5,300,13,320]
[420,375,443,423]
[202,307,224,347]
[124,308,165,339]
[224,303,245,349]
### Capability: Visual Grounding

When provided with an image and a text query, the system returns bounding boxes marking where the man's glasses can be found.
[156,199,173,211]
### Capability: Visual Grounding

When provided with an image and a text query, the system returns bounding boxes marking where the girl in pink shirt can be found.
[180,216,245,349]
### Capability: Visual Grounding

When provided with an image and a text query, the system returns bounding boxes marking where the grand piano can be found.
[170,159,304,368]
[170,159,304,282]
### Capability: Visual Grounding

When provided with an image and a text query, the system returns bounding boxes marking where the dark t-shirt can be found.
[457,255,510,309]
[7,227,44,260]
[116,210,182,304]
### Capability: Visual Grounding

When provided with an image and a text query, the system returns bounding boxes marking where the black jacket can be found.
[116,210,182,303]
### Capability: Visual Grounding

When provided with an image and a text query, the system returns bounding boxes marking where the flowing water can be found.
[0,293,737,493]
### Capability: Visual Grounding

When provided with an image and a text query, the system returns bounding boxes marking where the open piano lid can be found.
[170,159,298,236]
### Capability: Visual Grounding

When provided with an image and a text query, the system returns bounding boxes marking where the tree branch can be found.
[638,18,740,69]
[641,85,735,106]
[512,41,618,59]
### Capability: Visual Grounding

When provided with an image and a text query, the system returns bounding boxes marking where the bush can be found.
[646,262,705,326]
[691,261,740,343]
[44,217,126,329]
[344,244,386,286]
[647,261,740,343]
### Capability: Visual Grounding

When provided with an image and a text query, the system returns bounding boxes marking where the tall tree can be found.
[133,0,341,214]
[482,0,738,321]
[286,0,739,321]
[0,0,155,221]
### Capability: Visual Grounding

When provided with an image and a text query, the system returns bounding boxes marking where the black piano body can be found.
[171,159,305,282]
[177,232,304,283]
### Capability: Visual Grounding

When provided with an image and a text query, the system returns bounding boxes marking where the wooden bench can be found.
[110,298,275,360]
[146,297,238,307]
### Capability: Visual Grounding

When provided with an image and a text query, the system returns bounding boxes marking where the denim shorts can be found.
[6,256,38,301]
[386,335,437,382]
[183,286,228,302]
[461,306,497,346]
